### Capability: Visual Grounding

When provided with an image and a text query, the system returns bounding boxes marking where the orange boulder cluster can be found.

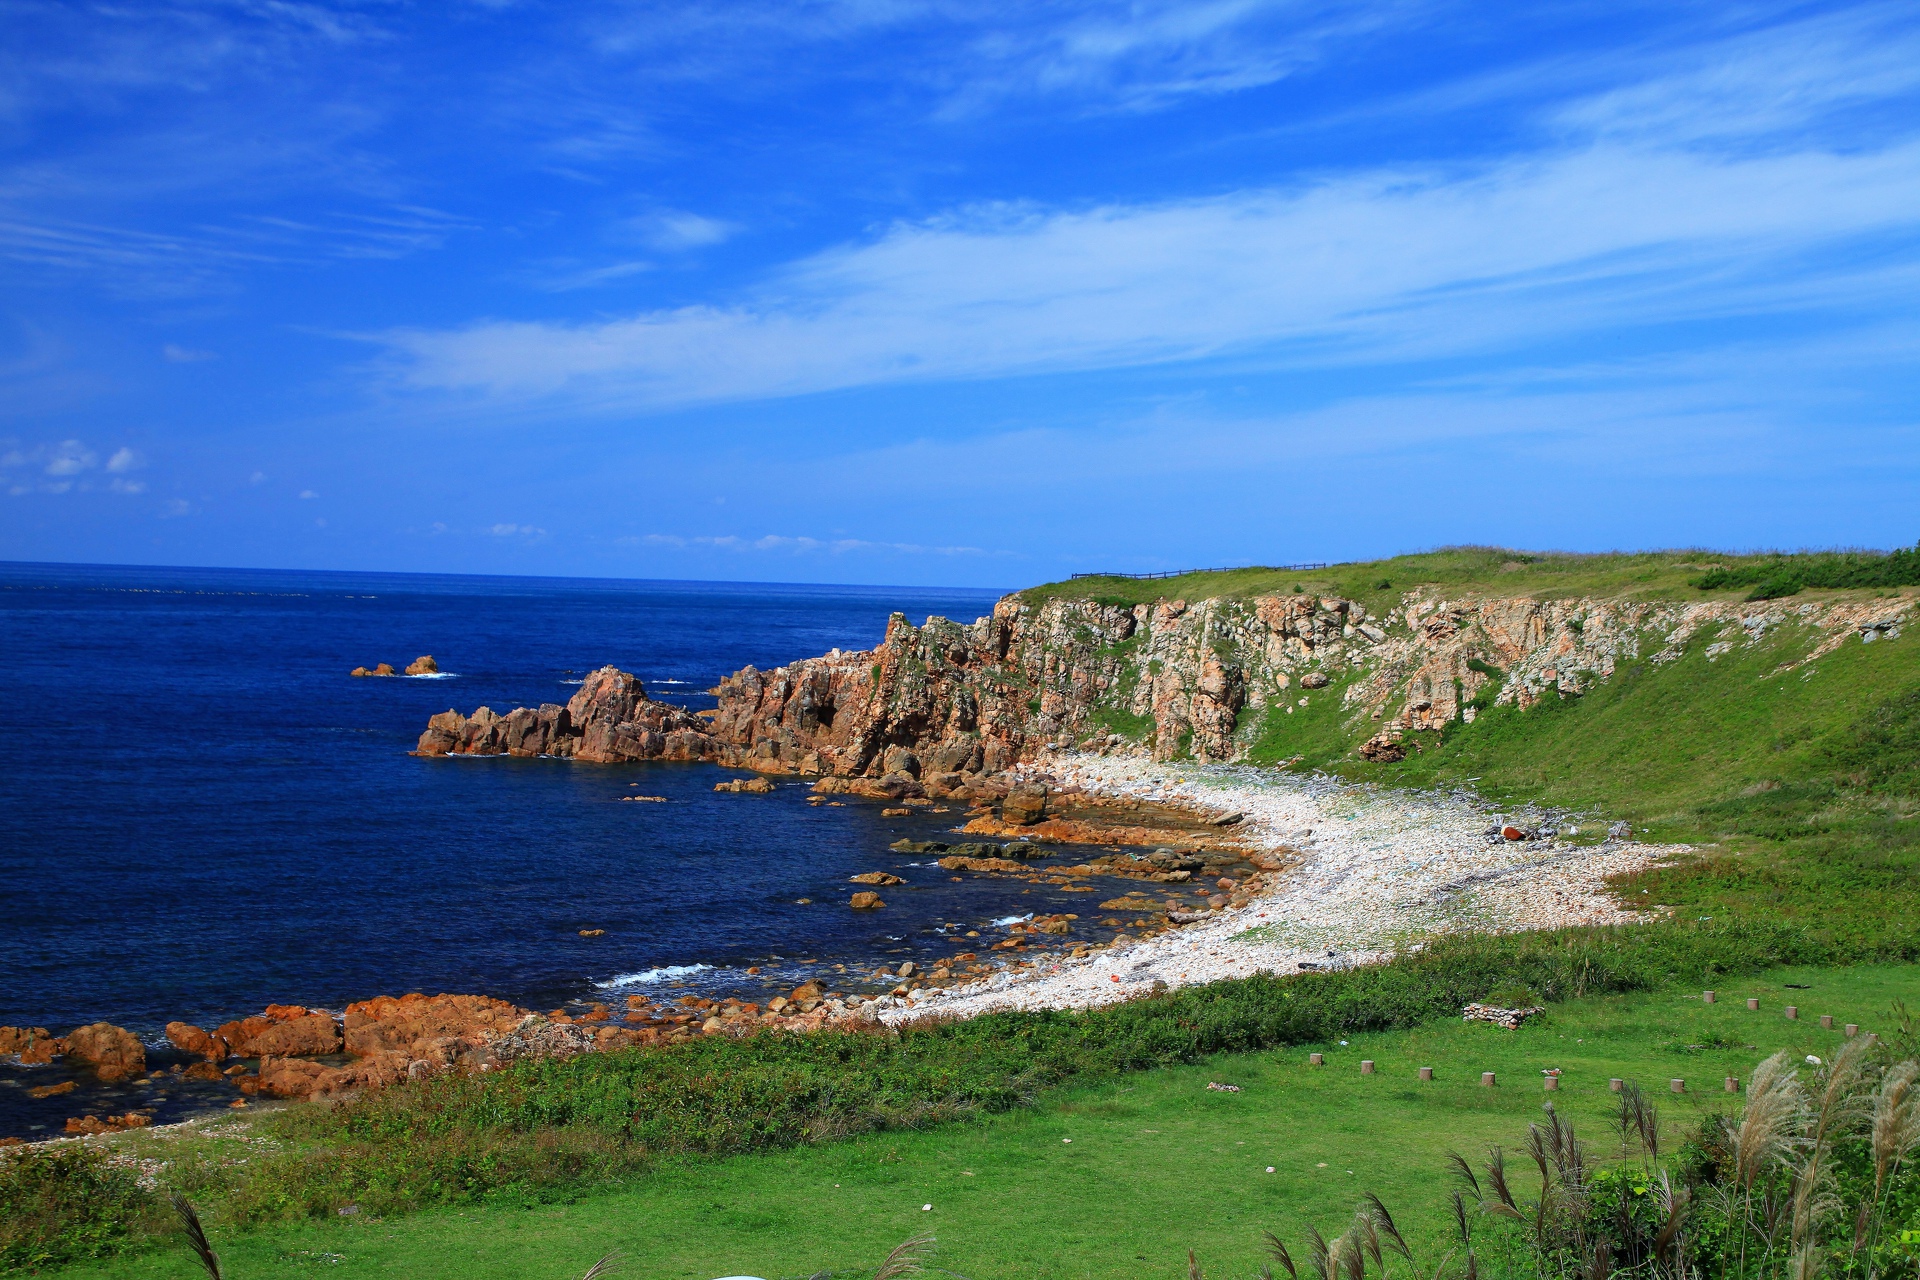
[64,1113,151,1135]
[0,1023,145,1082]
[352,655,438,677]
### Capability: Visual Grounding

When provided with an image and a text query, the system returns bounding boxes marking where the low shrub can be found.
[8,918,1913,1270]
[0,1143,162,1272]
[221,917,1891,1222]
[1692,544,1920,599]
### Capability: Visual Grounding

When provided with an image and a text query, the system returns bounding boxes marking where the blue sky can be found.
[2,0,1917,587]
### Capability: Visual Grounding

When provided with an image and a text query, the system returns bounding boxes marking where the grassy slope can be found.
[1026,545,1920,611]
[1037,545,1920,939]
[66,963,1920,1280]
[21,547,1920,1275]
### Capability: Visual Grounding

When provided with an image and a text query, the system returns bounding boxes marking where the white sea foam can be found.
[989,913,1034,927]
[652,678,691,685]
[595,963,713,988]
[405,672,458,679]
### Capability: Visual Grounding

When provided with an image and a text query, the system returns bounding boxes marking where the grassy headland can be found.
[1040,544,1920,943]
[1027,544,1920,611]
[9,544,1920,1274]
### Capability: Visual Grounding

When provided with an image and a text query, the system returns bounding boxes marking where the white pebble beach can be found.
[879,756,1685,1026]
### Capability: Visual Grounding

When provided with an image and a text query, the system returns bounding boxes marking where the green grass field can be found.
[63,964,1919,1280]
[13,547,1920,1276]
[1025,546,1920,612]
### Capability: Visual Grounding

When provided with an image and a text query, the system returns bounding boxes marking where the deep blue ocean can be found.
[0,563,1137,1137]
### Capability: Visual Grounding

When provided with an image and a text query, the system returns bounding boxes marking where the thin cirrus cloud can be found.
[373,7,1920,412]
[936,0,1411,114]
[621,211,736,251]
[379,138,1920,410]
[633,533,996,557]
[583,0,1396,114]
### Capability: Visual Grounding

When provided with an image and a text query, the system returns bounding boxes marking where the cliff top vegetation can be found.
[1027,544,1920,611]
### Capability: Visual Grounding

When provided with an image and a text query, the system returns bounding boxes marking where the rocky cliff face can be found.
[417,588,1912,781]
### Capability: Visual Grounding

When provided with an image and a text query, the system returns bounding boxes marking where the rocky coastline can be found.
[411,588,1911,779]
[0,773,1288,1140]
[12,581,1901,1145]
[0,753,1674,1144]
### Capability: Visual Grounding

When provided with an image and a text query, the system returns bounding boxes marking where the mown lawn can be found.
[68,962,1919,1280]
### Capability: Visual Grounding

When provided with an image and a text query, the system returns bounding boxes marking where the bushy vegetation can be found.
[8,916,1911,1275]
[0,1144,162,1272]
[1694,546,1920,602]
[1227,1032,1920,1280]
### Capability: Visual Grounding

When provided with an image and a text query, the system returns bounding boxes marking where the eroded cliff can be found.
[415,586,1912,782]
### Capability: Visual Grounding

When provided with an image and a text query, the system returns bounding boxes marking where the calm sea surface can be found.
[0,563,1135,1136]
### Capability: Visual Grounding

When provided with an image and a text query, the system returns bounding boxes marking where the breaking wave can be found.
[595,963,713,988]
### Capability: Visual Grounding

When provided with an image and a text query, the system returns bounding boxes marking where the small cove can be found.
[0,563,1172,1137]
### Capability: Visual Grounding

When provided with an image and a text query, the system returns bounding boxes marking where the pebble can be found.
[879,756,1684,1027]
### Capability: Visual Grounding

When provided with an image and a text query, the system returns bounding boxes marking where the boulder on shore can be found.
[714,776,776,793]
[64,1113,150,1135]
[165,1022,227,1061]
[0,1026,64,1065]
[413,667,717,763]
[62,1023,145,1083]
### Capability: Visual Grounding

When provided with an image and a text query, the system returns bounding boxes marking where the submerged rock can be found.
[165,1021,227,1061]
[62,1023,145,1083]
[0,1026,63,1065]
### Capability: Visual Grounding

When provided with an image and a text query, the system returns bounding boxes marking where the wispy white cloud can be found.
[936,0,1416,115]
[43,439,96,476]
[1,437,148,494]
[630,532,996,556]
[378,134,1920,409]
[528,259,656,292]
[1551,5,1920,146]
[489,522,547,536]
[581,0,1405,117]
[620,210,736,251]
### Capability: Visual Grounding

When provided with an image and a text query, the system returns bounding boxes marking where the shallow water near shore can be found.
[0,562,1169,1137]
